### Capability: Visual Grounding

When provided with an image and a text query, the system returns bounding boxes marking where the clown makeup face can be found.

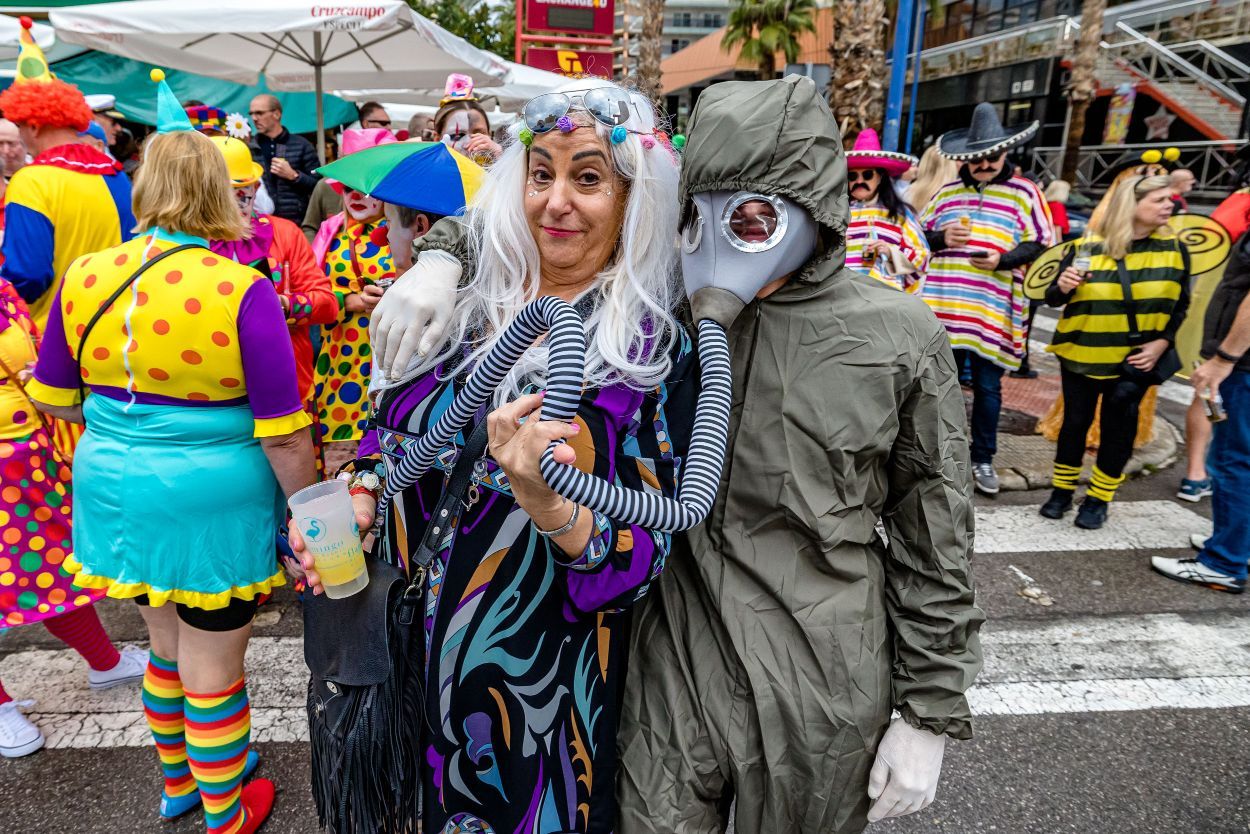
[848,168,881,202]
[234,183,259,219]
[345,189,384,222]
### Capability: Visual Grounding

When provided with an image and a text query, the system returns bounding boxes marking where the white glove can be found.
[371,249,462,382]
[866,718,947,823]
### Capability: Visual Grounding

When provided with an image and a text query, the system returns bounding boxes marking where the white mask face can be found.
[345,189,384,222]
[234,184,258,218]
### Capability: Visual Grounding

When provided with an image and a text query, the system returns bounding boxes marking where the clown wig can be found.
[0,79,92,132]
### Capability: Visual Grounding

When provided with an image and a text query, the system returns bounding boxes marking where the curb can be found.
[993,416,1180,492]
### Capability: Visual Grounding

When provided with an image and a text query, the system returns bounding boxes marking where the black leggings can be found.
[133,595,258,632]
[1056,366,1151,478]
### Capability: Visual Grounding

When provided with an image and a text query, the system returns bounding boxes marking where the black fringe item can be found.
[307,630,423,834]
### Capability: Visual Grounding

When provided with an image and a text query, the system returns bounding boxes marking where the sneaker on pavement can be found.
[1039,488,1074,519]
[1151,556,1245,594]
[0,700,45,758]
[1176,478,1213,503]
[88,646,147,691]
[972,462,999,496]
[1075,496,1109,530]
[1191,533,1209,551]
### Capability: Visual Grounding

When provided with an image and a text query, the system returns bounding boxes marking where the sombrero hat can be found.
[937,102,1039,161]
[845,128,917,177]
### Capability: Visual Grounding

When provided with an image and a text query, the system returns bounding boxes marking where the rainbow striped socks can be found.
[1087,466,1126,503]
[141,654,197,801]
[184,678,252,834]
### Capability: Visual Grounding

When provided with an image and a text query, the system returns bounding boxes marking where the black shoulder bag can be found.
[304,418,491,834]
[75,244,203,411]
[1115,257,1183,385]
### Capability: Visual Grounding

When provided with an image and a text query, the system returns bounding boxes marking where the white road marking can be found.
[975,499,1211,554]
[5,611,1249,748]
[1,517,1243,751]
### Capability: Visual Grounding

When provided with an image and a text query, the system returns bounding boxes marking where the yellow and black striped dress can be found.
[1045,230,1191,378]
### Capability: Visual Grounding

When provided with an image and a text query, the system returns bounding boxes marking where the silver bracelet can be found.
[535,501,580,538]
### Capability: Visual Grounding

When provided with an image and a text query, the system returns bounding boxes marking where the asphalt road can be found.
[2,429,1247,834]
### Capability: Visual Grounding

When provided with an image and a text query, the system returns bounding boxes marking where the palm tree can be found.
[722,0,818,80]
[635,0,666,110]
[1060,0,1107,184]
[827,0,887,141]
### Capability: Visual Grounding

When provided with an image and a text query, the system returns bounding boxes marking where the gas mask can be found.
[681,190,818,327]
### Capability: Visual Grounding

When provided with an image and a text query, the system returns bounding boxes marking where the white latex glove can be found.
[866,718,946,823]
[371,249,462,381]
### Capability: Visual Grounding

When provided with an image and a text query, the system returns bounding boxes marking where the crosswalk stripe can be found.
[4,605,1247,750]
[974,500,1210,554]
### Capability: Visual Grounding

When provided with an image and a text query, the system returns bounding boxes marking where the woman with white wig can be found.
[297,79,694,833]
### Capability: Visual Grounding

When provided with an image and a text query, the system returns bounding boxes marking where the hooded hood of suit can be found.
[679,75,848,286]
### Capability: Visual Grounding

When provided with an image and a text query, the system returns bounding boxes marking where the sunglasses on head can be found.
[848,170,879,183]
[523,88,636,134]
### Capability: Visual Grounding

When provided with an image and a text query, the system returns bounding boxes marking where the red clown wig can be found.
[0,79,92,133]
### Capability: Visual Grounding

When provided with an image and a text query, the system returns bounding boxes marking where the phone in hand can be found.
[968,250,992,259]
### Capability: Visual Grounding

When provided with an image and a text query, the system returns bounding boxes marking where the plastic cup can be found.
[958,214,971,228]
[1073,255,1092,274]
[288,480,369,599]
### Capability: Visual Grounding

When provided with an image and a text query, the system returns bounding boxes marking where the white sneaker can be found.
[0,700,45,758]
[1190,533,1210,551]
[88,646,147,690]
[1151,556,1245,594]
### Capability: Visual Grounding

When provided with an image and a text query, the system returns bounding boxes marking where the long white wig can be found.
[404,79,682,405]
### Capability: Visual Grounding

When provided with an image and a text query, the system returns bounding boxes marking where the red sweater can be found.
[266,215,338,401]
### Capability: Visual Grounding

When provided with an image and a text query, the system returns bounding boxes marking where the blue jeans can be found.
[1199,369,1250,581]
[958,349,1004,464]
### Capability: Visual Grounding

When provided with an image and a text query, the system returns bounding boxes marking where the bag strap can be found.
[1113,258,1143,344]
[75,243,202,407]
[395,418,490,625]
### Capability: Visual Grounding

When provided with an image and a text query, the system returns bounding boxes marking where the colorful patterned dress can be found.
[313,216,393,442]
[845,201,930,292]
[27,229,310,609]
[919,173,1053,370]
[351,329,697,834]
[0,280,93,629]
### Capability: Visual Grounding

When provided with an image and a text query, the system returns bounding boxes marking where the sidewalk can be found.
[983,333,1180,492]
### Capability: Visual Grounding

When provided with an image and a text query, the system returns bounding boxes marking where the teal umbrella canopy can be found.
[48,50,358,134]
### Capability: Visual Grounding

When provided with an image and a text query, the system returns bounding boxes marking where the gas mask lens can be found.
[682,206,704,253]
[722,192,788,252]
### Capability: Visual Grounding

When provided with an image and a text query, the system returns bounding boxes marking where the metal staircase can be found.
[1095,22,1248,140]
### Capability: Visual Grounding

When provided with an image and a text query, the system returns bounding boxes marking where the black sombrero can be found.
[937,102,1040,162]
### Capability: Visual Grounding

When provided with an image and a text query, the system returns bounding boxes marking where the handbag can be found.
[75,243,203,412]
[305,417,491,834]
[1114,257,1183,385]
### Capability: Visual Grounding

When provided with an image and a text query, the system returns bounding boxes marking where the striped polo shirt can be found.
[1046,231,1189,378]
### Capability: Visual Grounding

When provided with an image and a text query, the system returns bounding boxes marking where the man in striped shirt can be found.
[919,103,1053,495]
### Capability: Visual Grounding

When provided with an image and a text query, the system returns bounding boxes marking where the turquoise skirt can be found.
[66,396,285,610]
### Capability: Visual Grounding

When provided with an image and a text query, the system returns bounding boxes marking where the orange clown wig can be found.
[0,79,92,133]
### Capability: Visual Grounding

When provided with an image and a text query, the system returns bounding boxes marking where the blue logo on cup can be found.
[304,518,326,543]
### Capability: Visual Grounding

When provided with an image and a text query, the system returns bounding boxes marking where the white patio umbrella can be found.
[336,61,570,110]
[0,15,54,60]
[48,0,510,160]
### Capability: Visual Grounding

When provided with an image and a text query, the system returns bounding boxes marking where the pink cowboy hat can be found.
[328,127,397,194]
[845,128,917,178]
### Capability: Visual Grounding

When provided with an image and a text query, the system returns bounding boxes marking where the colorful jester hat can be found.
[150,69,195,133]
[0,16,92,132]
